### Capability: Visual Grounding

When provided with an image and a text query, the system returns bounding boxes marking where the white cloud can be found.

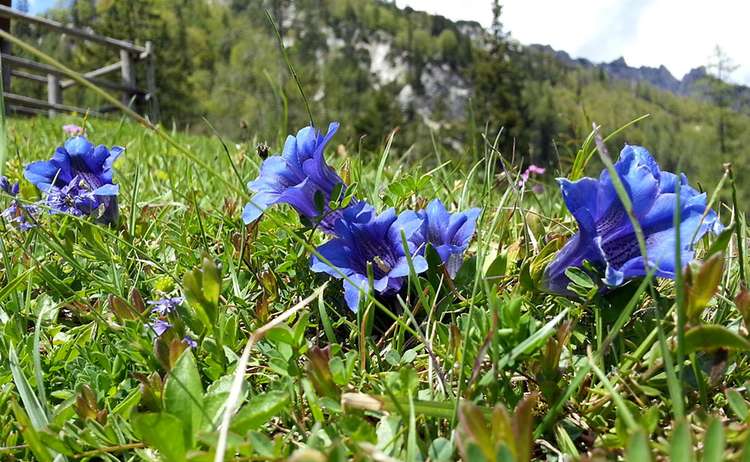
[396,0,750,85]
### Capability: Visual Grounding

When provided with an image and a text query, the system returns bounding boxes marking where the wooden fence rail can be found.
[0,3,159,121]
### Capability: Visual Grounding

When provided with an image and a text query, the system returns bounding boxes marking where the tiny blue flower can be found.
[183,336,198,348]
[0,176,19,196]
[24,136,123,224]
[414,199,481,278]
[310,204,428,311]
[543,145,722,295]
[1,176,37,231]
[149,319,172,336]
[147,296,185,315]
[242,122,356,234]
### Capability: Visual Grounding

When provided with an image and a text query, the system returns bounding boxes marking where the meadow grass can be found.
[0,112,749,462]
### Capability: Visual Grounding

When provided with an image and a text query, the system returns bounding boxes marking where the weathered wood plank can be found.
[4,54,144,94]
[3,91,101,115]
[10,69,47,82]
[60,61,122,88]
[0,5,145,54]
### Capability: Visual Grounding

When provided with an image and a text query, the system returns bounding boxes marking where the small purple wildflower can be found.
[1,176,37,231]
[518,164,546,187]
[0,176,19,196]
[63,124,84,136]
[147,296,185,315]
[183,336,198,348]
[149,319,172,336]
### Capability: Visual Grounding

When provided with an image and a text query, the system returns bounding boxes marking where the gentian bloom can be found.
[242,122,356,234]
[147,296,185,315]
[310,205,428,311]
[543,145,722,295]
[24,136,123,225]
[414,199,481,278]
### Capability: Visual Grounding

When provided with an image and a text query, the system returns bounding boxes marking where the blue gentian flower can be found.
[147,296,185,315]
[242,122,355,234]
[543,145,722,295]
[415,199,481,278]
[1,176,37,231]
[24,136,123,224]
[310,205,428,311]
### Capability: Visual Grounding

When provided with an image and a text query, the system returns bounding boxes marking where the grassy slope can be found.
[0,115,748,461]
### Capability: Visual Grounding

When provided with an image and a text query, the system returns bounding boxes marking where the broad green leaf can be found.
[669,419,694,462]
[163,349,204,448]
[8,343,48,430]
[706,225,734,258]
[133,412,187,462]
[684,325,750,354]
[726,389,749,421]
[702,417,725,462]
[625,429,652,462]
[10,401,53,462]
[686,253,724,321]
[428,437,454,462]
[231,390,289,434]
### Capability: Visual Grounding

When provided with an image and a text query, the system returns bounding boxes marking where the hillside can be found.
[9,0,750,200]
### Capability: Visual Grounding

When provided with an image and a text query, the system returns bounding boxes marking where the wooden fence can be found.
[0,4,159,121]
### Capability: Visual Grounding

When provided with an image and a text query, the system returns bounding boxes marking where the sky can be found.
[396,0,750,86]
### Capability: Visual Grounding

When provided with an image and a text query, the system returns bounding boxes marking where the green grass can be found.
[0,113,749,462]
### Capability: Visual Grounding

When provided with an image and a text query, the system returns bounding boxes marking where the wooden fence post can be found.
[0,0,11,109]
[145,41,160,122]
[47,73,61,117]
[120,49,135,107]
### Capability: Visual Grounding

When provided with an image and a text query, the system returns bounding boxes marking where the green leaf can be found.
[231,390,289,434]
[702,417,725,462]
[163,349,204,448]
[182,256,221,332]
[686,253,724,321]
[10,401,53,462]
[669,419,694,462]
[726,389,749,421]
[133,412,187,462]
[706,225,734,258]
[684,325,750,354]
[428,437,454,462]
[8,342,48,430]
[625,429,652,462]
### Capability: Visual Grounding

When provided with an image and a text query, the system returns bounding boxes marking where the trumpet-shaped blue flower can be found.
[310,204,428,311]
[242,122,355,234]
[543,145,722,295]
[414,199,481,278]
[24,136,123,224]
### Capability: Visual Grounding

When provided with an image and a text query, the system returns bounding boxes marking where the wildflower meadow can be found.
[1,107,748,461]
[0,16,748,459]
